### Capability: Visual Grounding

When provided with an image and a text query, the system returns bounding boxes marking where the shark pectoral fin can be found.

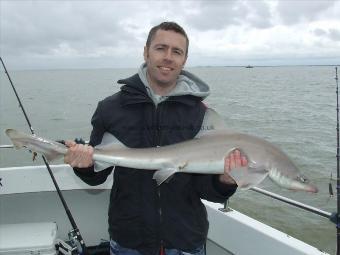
[229,165,269,190]
[153,168,178,185]
[94,161,115,172]
[228,166,249,188]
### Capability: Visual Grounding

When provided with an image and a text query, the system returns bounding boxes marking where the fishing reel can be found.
[57,138,86,146]
[56,229,85,255]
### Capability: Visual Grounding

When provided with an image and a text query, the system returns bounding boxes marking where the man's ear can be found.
[143,46,148,61]
[183,54,188,66]
[181,54,188,68]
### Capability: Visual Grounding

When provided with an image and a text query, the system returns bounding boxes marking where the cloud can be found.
[184,0,273,31]
[313,28,340,42]
[276,0,337,25]
[329,29,340,41]
[0,0,339,69]
[244,0,273,29]
[1,2,140,57]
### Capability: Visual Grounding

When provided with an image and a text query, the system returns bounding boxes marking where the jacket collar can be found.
[117,74,201,107]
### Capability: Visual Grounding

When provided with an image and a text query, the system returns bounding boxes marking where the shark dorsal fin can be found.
[95,132,125,150]
[94,132,124,172]
[197,108,226,137]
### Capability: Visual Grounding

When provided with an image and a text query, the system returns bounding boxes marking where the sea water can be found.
[0,66,337,254]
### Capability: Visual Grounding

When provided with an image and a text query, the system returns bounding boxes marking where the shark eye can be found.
[297,175,309,183]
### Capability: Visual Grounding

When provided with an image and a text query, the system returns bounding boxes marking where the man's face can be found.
[144,29,187,90]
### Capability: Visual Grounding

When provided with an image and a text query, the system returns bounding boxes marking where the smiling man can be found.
[64,22,247,255]
[143,28,188,95]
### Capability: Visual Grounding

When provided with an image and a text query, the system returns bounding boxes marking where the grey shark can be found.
[5,109,318,192]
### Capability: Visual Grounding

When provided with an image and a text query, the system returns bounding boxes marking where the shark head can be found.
[267,158,318,193]
[237,135,318,193]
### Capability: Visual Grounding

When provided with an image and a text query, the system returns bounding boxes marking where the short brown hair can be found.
[146,22,189,56]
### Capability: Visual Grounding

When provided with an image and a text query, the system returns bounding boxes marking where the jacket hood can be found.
[138,63,210,105]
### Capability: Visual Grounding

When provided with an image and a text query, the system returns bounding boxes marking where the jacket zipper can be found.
[155,103,162,146]
[159,189,164,255]
[155,104,164,254]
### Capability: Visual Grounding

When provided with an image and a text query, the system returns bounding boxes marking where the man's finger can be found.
[65,140,77,147]
[234,150,241,167]
[229,151,236,170]
[241,155,248,166]
[224,157,230,172]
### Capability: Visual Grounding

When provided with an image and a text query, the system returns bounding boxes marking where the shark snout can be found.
[295,174,318,193]
[306,184,318,193]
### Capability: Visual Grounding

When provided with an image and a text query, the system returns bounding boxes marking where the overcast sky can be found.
[0,0,339,70]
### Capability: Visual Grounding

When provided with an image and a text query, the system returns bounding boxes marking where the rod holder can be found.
[219,199,233,213]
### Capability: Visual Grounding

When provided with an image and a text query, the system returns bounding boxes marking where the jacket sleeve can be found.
[73,101,113,186]
[192,174,237,203]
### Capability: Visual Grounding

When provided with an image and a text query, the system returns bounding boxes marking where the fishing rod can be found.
[0,57,88,255]
[250,187,333,219]
[336,66,339,255]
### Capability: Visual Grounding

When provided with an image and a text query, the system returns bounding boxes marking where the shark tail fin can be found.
[5,129,67,162]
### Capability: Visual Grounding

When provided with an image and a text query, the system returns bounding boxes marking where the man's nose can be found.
[163,49,173,61]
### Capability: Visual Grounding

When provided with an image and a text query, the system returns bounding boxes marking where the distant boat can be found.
[245,65,254,68]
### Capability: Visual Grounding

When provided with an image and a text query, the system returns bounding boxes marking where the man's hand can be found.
[219,149,248,185]
[64,140,94,168]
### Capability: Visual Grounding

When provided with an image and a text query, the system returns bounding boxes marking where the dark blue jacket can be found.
[74,74,237,255]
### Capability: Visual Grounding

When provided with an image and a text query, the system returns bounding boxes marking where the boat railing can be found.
[0,144,16,149]
[218,186,334,222]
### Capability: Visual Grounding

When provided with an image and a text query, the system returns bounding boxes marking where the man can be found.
[64,22,247,255]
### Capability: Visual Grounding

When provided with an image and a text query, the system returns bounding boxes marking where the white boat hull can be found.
[0,165,329,255]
